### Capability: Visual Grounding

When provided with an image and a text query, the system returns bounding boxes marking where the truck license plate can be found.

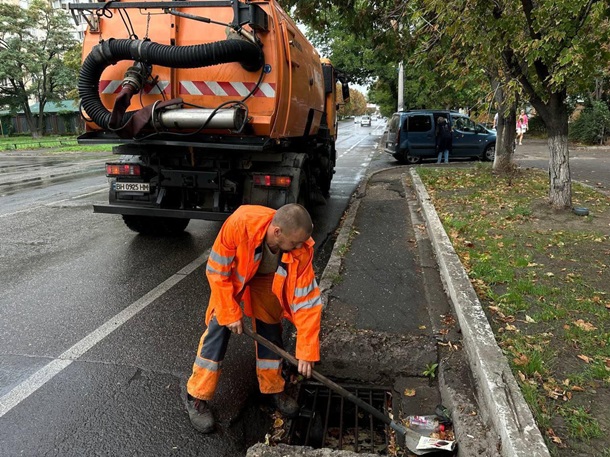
[115,182,150,192]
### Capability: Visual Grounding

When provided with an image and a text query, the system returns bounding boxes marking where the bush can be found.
[569,100,610,145]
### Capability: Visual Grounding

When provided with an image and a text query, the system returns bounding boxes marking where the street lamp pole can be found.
[397,61,404,112]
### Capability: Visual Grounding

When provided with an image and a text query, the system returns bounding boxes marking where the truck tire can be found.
[122,215,190,236]
[297,173,311,208]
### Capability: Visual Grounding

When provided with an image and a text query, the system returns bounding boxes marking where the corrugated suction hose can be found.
[78,38,263,130]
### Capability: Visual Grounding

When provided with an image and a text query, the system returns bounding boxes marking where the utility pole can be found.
[397,61,404,112]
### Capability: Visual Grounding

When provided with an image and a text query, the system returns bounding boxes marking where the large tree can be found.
[0,0,80,137]
[285,0,609,209]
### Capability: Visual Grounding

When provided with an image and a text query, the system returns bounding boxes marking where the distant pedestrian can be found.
[516,109,528,145]
[492,112,498,130]
[435,116,452,164]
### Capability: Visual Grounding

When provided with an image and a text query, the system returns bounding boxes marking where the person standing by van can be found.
[435,117,452,164]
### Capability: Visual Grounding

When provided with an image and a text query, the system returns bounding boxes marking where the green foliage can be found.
[423,362,439,379]
[569,100,610,145]
[0,0,80,136]
[340,87,368,117]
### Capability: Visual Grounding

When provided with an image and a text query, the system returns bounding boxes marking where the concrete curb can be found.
[409,168,550,457]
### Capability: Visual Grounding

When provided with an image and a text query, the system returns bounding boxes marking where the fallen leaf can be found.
[403,388,416,397]
[577,354,592,364]
[273,418,284,428]
[571,385,585,392]
[513,354,529,366]
[525,315,536,323]
[545,272,555,277]
[573,319,597,332]
[418,325,427,330]
[505,323,518,332]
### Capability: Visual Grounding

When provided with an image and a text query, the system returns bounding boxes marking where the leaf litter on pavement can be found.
[417,164,610,456]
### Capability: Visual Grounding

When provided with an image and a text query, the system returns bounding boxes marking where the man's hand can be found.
[226,319,243,335]
[298,360,314,378]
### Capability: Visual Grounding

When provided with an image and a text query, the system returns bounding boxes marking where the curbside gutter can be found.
[409,168,550,457]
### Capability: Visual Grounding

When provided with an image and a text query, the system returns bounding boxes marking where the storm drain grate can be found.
[289,382,392,454]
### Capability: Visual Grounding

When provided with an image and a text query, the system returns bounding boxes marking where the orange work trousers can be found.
[187,273,285,400]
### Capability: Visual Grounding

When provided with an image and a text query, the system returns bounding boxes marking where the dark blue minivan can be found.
[384,110,496,164]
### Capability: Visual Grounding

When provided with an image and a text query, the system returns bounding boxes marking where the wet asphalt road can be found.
[0,120,385,456]
[3,125,606,456]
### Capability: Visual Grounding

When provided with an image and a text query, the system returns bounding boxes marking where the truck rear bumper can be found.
[93,204,230,221]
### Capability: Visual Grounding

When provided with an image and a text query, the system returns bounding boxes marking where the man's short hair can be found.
[272,204,313,236]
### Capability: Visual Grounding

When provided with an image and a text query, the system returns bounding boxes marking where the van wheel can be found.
[122,215,190,236]
[396,151,421,165]
[484,144,495,161]
[406,155,422,164]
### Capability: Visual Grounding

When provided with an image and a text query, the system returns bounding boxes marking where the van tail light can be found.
[252,174,292,188]
[106,164,141,177]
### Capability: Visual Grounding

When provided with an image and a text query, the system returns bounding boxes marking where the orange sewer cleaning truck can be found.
[69,0,349,234]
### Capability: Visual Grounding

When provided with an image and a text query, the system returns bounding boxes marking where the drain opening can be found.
[289,382,392,454]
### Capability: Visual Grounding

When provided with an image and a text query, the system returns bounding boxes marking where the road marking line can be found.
[0,187,107,218]
[0,249,210,418]
[338,136,369,158]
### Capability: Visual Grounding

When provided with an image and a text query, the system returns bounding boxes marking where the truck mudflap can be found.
[93,204,230,221]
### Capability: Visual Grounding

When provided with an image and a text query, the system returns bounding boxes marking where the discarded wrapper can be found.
[416,436,456,451]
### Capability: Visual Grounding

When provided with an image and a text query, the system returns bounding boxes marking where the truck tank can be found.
[70,0,349,235]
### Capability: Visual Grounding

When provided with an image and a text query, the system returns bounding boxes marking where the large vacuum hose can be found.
[78,38,263,130]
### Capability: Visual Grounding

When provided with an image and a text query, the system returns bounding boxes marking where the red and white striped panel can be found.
[179,81,276,97]
[99,80,170,95]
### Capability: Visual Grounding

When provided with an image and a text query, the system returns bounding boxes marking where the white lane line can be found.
[338,136,369,158]
[0,249,210,418]
[0,187,107,218]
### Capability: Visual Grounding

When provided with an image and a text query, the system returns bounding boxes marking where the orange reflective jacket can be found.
[204,205,322,362]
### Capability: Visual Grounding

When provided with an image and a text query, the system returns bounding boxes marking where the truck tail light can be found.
[252,174,292,188]
[106,164,141,177]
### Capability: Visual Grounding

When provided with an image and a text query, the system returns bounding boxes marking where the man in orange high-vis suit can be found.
[186,203,323,433]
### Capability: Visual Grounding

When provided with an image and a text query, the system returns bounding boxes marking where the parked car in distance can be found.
[354,117,359,123]
[384,110,496,164]
[361,115,371,126]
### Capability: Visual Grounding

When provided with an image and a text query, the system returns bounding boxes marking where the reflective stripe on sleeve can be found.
[236,272,245,286]
[256,359,282,370]
[209,250,234,266]
[295,278,318,297]
[206,264,231,276]
[291,295,322,313]
[195,357,223,371]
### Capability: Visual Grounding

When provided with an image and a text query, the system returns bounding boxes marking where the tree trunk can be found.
[544,98,572,209]
[492,81,516,173]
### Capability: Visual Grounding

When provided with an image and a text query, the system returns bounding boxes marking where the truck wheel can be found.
[122,215,190,236]
[318,156,333,198]
[297,173,311,208]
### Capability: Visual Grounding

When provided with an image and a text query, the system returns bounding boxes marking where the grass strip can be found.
[417,163,610,455]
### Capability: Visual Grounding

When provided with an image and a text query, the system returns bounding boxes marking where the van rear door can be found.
[384,114,400,154]
[404,114,435,158]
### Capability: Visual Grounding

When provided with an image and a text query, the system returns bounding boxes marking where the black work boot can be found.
[186,394,215,433]
[269,391,299,418]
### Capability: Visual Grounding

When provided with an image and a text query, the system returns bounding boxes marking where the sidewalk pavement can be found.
[314,166,550,457]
